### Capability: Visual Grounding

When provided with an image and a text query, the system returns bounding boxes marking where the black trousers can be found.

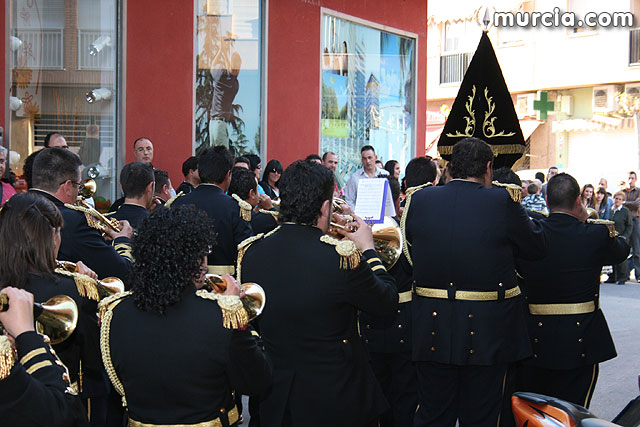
[370,351,418,427]
[414,361,508,427]
[517,364,599,408]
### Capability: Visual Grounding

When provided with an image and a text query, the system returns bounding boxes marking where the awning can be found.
[519,119,542,140]
[551,115,634,133]
[428,0,524,24]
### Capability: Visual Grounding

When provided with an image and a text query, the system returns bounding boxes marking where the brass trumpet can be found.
[586,207,599,220]
[203,274,266,321]
[0,294,78,345]
[77,179,122,233]
[57,261,125,298]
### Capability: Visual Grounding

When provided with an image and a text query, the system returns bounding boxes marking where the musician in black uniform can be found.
[111,162,154,230]
[239,160,398,427]
[176,156,200,195]
[0,287,89,427]
[360,157,438,427]
[171,146,253,276]
[29,148,133,281]
[228,166,278,235]
[403,138,547,426]
[0,192,105,401]
[100,205,271,426]
[515,173,630,407]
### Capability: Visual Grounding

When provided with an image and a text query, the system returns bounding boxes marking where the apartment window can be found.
[9,0,120,208]
[440,21,477,84]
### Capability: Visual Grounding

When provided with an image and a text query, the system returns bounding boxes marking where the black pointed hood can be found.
[438,32,524,168]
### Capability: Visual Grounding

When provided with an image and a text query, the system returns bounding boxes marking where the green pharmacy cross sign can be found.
[533,91,554,121]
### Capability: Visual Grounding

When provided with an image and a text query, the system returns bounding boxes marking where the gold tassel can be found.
[232,194,253,222]
[492,181,523,203]
[0,336,15,380]
[320,236,362,270]
[55,268,100,302]
[195,291,249,330]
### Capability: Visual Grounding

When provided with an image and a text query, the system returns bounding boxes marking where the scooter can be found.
[512,388,640,427]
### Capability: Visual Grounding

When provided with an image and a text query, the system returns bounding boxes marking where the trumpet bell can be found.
[586,207,599,220]
[99,277,125,298]
[371,216,403,270]
[35,295,79,345]
[78,178,97,199]
[203,275,266,322]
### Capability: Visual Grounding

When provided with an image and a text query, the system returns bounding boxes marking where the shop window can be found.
[320,12,417,187]
[194,0,264,157]
[9,0,120,208]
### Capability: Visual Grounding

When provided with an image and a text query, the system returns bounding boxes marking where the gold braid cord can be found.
[0,335,15,380]
[258,209,279,218]
[64,203,105,232]
[400,183,432,267]
[492,181,523,203]
[587,219,618,238]
[195,291,249,330]
[55,269,100,302]
[236,226,280,282]
[232,194,253,222]
[98,291,132,407]
[164,191,184,208]
[319,235,362,270]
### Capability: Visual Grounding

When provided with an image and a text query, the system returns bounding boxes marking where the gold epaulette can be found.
[231,194,253,222]
[399,182,432,267]
[492,181,523,203]
[195,291,249,330]
[55,268,101,302]
[164,191,184,208]
[319,235,362,270]
[98,291,132,407]
[587,218,618,238]
[0,335,14,381]
[64,203,104,232]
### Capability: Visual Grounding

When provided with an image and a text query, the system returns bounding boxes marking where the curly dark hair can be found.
[131,205,216,314]
[0,192,63,289]
[449,137,494,180]
[278,160,333,225]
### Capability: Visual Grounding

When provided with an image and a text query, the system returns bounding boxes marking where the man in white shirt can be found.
[344,145,389,208]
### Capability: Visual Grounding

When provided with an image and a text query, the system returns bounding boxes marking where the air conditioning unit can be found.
[625,83,640,97]
[516,93,536,118]
[592,85,622,113]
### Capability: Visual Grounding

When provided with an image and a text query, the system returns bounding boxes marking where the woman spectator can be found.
[260,159,283,199]
[244,153,266,196]
[611,191,633,284]
[0,146,16,206]
[593,186,612,220]
[580,184,595,208]
[384,160,401,180]
[0,192,101,421]
[99,205,270,425]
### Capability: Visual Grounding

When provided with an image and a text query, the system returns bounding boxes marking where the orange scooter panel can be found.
[512,396,577,427]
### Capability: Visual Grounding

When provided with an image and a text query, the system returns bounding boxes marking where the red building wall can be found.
[266,0,428,168]
[125,1,194,186]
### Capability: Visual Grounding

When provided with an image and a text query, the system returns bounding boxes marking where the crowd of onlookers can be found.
[4,133,640,287]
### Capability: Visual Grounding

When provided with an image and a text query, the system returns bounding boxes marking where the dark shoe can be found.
[617,281,626,285]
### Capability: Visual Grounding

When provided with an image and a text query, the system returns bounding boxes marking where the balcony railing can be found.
[14,29,64,69]
[630,28,640,65]
[440,52,472,84]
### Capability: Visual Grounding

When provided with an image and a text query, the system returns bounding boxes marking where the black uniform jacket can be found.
[360,219,413,353]
[23,273,101,390]
[240,224,398,427]
[106,287,271,424]
[175,181,195,195]
[171,184,253,267]
[0,331,89,427]
[29,189,132,281]
[250,210,278,235]
[112,203,149,231]
[404,179,547,366]
[516,213,630,369]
